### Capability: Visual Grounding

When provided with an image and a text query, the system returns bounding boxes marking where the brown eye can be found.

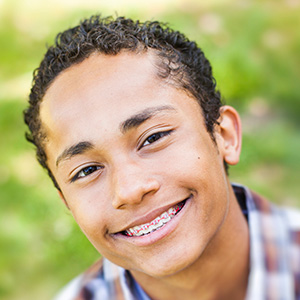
[72,165,102,182]
[146,132,164,144]
[142,130,173,148]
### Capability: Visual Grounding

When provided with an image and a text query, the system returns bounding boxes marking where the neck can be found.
[131,185,250,300]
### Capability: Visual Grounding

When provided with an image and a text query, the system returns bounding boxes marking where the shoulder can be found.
[53,259,104,300]
[247,185,300,241]
[233,183,300,233]
[53,274,85,300]
[281,206,300,231]
[52,258,129,300]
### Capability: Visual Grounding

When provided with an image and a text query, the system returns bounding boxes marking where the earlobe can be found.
[217,105,242,166]
[58,190,70,210]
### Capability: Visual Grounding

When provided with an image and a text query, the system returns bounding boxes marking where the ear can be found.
[57,190,70,210]
[216,105,242,166]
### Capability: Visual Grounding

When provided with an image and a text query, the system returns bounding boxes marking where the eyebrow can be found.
[56,105,176,167]
[120,105,176,134]
[56,141,94,167]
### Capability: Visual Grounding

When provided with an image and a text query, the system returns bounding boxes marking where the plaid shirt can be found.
[54,184,300,300]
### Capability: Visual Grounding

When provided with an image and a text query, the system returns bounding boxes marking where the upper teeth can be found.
[125,202,184,237]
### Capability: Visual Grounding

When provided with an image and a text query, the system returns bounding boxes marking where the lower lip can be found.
[114,196,192,247]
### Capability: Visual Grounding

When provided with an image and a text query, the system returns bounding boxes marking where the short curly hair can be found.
[24,15,224,190]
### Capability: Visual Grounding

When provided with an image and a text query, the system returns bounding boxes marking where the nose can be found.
[111,161,160,209]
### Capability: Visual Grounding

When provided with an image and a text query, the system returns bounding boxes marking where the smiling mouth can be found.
[121,200,186,237]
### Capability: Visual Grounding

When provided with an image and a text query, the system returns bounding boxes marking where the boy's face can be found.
[40,52,238,278]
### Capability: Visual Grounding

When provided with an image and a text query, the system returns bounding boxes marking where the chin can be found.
[133,242,206,279]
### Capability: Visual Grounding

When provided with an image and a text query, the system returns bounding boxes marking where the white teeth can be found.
[157,218,164,227]
[153,217,160,225]
[162,212,171,223]
[125,202,184,237]
[168,207,176,216]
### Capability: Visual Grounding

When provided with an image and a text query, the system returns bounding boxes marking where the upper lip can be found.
[113,195,191,234]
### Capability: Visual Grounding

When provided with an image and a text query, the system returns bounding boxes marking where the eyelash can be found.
[71,165,102,182]
[71,130,173,182]
[140,130,173,149]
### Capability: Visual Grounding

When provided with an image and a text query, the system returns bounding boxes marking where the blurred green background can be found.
[0,0,299,299]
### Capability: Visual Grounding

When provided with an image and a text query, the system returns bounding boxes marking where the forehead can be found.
[41,51,192,133]
[40,52,202,152]
[44,51,162,97]
[40,51,207,170]
[41,52,166,124]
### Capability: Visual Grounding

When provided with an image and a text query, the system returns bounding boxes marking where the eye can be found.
[141,130,172,148]
[71,165,102,182]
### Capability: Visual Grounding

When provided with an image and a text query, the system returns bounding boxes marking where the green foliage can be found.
[0,0,299,299]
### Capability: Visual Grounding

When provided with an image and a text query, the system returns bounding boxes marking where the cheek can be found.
[63,188,111,239]
[154,137,228,220]
[168,137,229,222]
[157,135,224,185]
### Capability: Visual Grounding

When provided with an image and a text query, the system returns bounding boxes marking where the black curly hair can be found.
[24,15,225,190]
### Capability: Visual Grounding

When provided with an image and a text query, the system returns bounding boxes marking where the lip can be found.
[113,195,192,246]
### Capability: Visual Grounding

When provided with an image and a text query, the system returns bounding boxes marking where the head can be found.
[24,15,225,190]
[24,15,242,279]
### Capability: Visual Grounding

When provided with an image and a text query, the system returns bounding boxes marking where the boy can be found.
[24,15,300,299]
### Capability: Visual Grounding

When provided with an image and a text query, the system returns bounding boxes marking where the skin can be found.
[40,51,249,300]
